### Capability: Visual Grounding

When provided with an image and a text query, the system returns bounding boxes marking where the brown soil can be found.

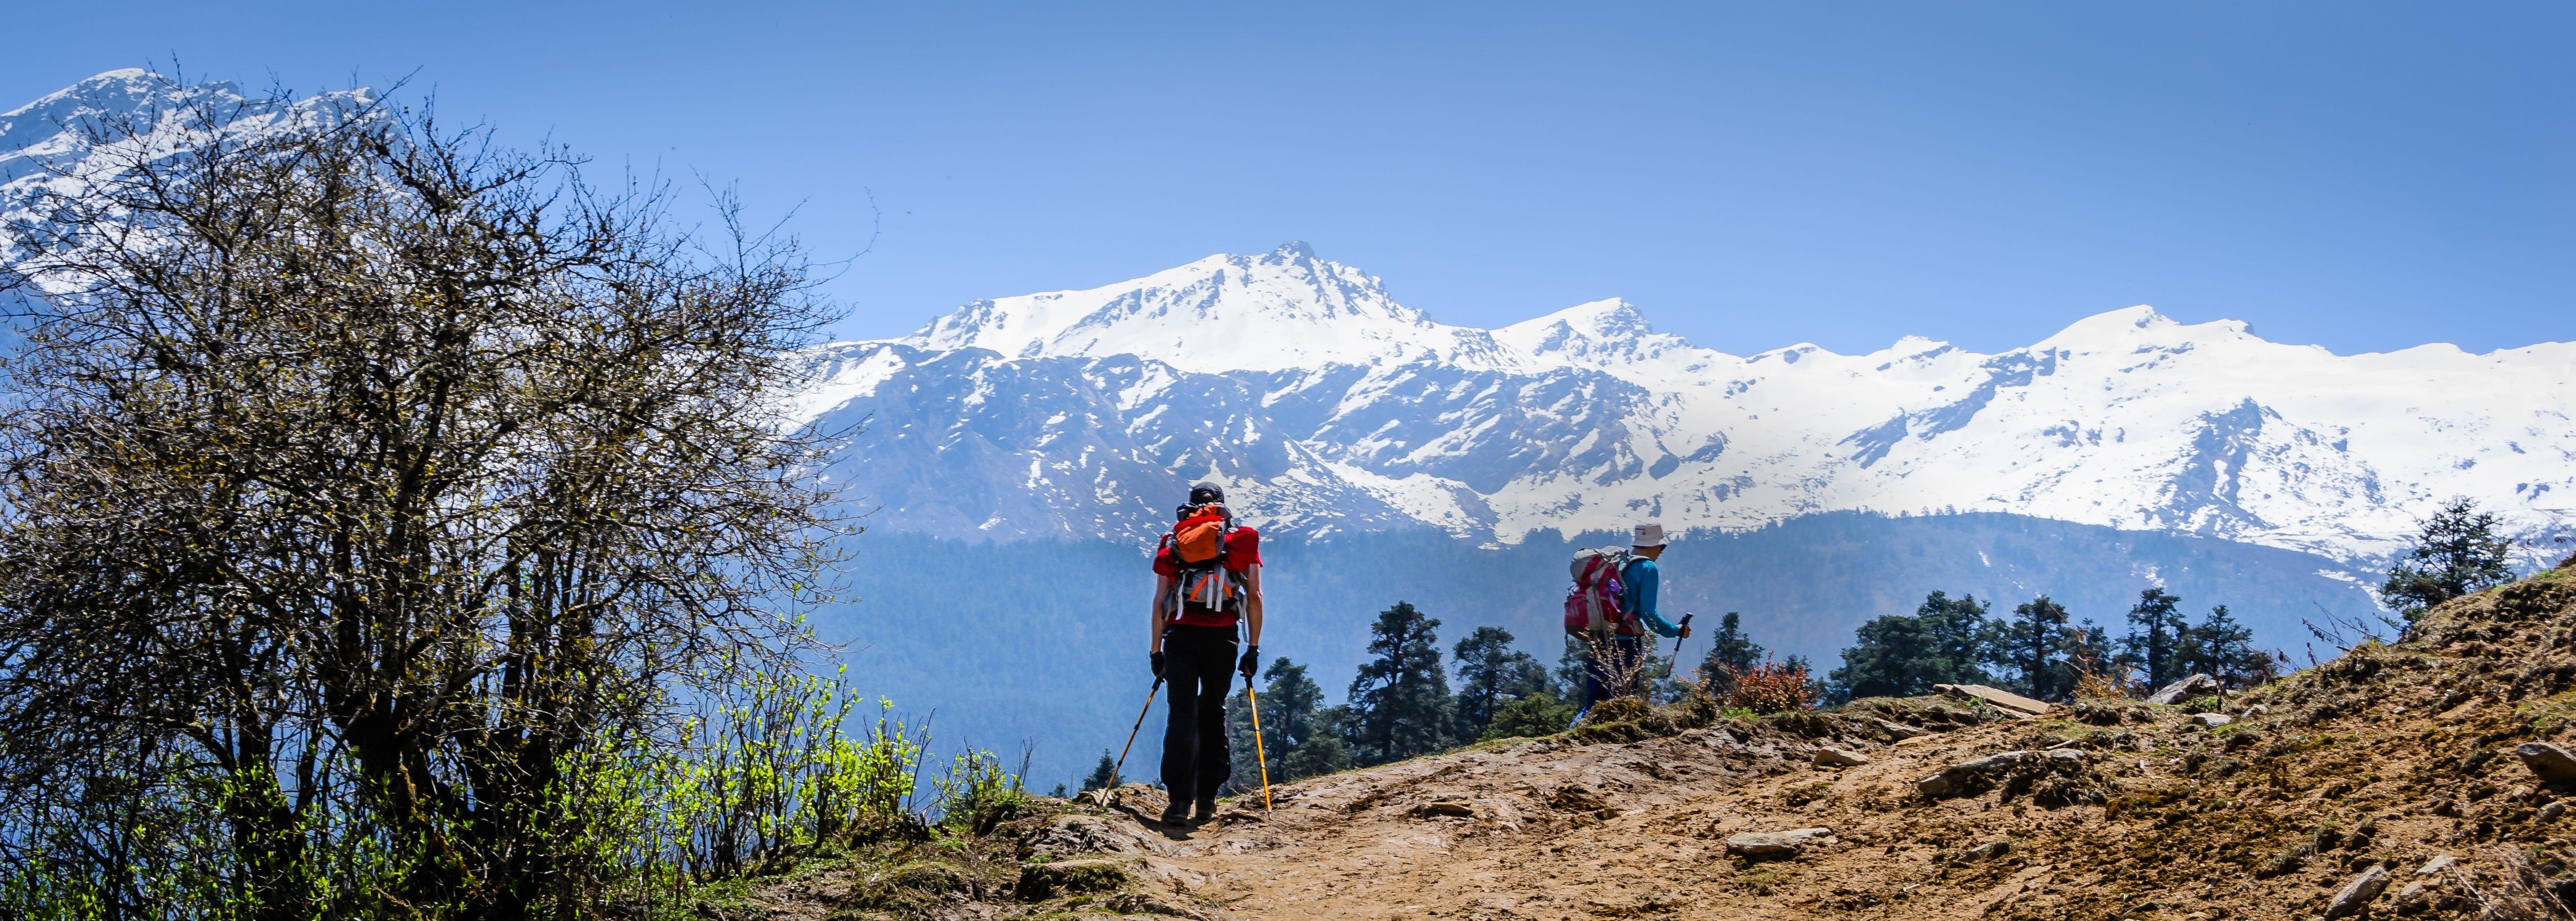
[751,562,2576,919]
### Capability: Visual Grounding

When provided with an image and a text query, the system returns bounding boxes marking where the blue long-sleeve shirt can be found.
[1620,557,1682,638]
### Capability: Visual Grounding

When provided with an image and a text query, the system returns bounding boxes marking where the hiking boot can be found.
[1192,797,1219,823]
[1158,800,1190,825]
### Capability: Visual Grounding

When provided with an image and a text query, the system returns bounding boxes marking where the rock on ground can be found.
[1935,683,2053,716]
[2321,864,2389,919]
[2516,742,2576,785]
[1725,827,1836,858]
[1812,747,1869,768]
[2146,673,2222,705]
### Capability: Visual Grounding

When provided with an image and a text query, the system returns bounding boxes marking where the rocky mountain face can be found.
[796,241,2573,566]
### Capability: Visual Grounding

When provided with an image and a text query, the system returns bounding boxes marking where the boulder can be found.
[1935,683,2054,716]
[2543,800,2568,822]
[1812,747,1871,768]
[2192,713,2234,728]
[2515,742,2576,785]
[2146,674,2222,706]
[1916,751,2030,798]
[1725,827,1835,858]
[2321,864,2389,919]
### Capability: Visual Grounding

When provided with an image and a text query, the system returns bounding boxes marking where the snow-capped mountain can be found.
[7,71,2568,568]
[796,242,2574,564]
[0,70,368,273]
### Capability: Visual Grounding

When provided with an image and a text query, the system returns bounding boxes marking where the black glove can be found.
[1151,651,1166,679]
[1238,645,1260,680]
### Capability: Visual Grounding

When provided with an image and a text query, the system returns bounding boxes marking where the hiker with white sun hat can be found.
[1566,522,1691,724]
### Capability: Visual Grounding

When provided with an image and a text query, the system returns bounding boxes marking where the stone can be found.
[1812,747,1871,768]
[1916,751,2030,798]
[2414,854,2457,876]
[2193,713,2235,727]
[1956,840,2010,862]
[2543,800,2568,822]
[1406,800,1475,819]
[1724,827,1836,858]
[2322,864,2389,919]
[2515,742,2576,785]
[1015,858,1137,900]
[2146,673,2223,706]
[1935,683,2054,716]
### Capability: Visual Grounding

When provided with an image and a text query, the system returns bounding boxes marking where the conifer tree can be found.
[1081,750,1120,792]
[1826,591,1994,702]
[1555,635,1592,700]
[1994,596,2073,701]
[1226,658,1340,788]
[2383,497,2517,621]
[2122,588,2189,688]
[1695,612,1766,693]
[1283,707,1353,780]
[2176,605,2275,689]
[1342,602,1457,766]
[1452,627,1551,740]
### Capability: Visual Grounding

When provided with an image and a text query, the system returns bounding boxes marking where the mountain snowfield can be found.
[795,241,2575,565]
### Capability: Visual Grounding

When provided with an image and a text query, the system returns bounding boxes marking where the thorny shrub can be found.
[1709,659,1819,715]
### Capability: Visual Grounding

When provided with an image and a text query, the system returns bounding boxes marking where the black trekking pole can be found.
[1094,676,1163,806]
[1665,613,1695,681]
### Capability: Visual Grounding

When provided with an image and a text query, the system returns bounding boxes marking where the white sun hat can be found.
[1631,523,1668,548]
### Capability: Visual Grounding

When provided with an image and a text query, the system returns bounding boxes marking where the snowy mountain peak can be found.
[897,242,1523,373]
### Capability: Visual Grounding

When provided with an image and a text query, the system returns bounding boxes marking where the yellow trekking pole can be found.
[1245,682,1274,811]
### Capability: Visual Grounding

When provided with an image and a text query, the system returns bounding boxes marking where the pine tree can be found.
[2383,497,2517,621]
[1994,596,2073,701]
[2122,588,2189,689]
[1080,750,1120,792]
[1341,602,1457,767]
[1226,657,1336,788]
[1452,627,1551,740]
[2176,605,2275,689]
[1555,635,1592,700]
[1695,611,1766,692]
[1826,591,1995,702]
[1283,707,1353,780]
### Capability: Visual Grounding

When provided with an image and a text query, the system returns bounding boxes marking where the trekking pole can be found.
[1100,676,1163,805]
[1665,613,1696,680]
[1244,681,1274,811]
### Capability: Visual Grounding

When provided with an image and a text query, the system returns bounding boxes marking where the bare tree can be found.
[0,75,837,919]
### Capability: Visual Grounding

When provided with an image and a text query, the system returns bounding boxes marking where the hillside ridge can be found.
[743,559,2576,919]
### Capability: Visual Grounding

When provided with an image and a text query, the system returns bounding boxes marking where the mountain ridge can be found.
[796,242,2573,564]
[5,71,2569,567]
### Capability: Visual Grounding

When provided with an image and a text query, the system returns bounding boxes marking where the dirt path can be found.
[1132,717,2069,920]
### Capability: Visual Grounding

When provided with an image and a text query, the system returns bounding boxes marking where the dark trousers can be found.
[1581,633,1646,709]
[1159,624,1237,803]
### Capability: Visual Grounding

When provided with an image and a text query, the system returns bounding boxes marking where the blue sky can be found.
[5,2,2568,356]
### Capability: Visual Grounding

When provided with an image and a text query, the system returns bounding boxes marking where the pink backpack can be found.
[1562,546,1632,635]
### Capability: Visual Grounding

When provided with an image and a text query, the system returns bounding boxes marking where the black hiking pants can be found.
[1159,624,1237,804]
[1581,633,1646,710]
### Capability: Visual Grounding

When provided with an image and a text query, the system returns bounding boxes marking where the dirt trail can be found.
[751,560,2576,919]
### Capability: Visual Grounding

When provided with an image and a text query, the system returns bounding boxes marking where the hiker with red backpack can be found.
[1564,522,1690,724]
[1148,481,1263,825]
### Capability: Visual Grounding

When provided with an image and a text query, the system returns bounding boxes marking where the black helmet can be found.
[1188,481,1225,505]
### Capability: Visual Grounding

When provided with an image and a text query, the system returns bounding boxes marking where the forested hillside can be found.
[820,510,2382,788]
